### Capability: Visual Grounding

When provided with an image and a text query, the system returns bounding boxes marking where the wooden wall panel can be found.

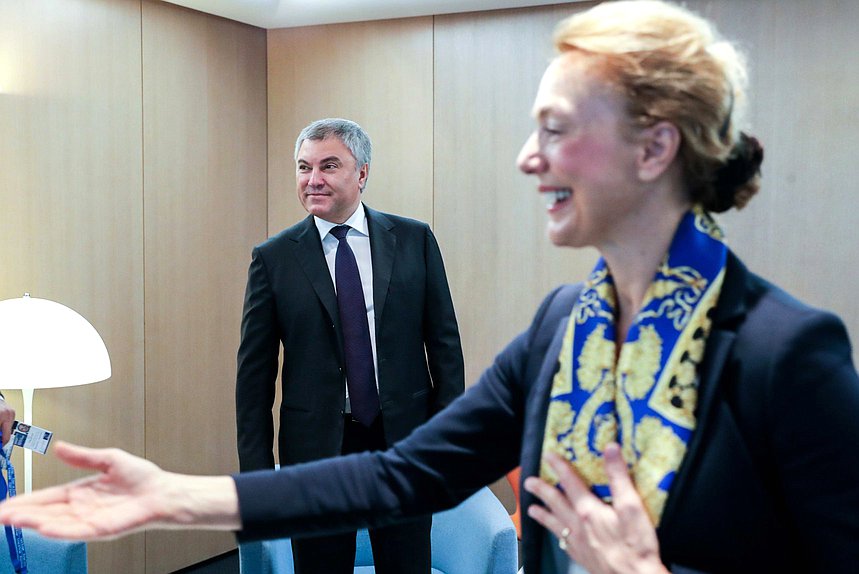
[267,18,434,232]
[435,0,859,383]
[141,1,267,571]
[432,2,595,512]
[434,4,598,387]
[698,0,859,363]
[0,0,146,571]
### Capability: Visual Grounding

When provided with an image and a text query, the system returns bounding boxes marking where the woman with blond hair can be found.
[3,2,858,573]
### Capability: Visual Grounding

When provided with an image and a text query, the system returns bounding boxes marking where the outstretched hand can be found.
[524,444,668,574]
[0,441,240,541]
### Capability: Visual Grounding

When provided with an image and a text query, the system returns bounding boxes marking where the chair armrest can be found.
[431,487,518,574]
[239,537,295,574]
[0,529,87,574]
[239,487,519,574]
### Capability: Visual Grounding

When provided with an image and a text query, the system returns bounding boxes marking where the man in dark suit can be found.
[235,118,464,574]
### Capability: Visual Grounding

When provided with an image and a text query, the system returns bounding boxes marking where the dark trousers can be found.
[290,415,432,574]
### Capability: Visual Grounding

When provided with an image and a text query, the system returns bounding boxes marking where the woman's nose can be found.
[517,132,544,174]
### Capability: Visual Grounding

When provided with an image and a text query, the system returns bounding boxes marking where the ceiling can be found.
[160,0,571,29]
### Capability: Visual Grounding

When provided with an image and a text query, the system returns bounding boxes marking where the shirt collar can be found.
[314,203,368,240]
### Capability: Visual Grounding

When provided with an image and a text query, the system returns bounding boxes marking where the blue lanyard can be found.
[0,435,28,574]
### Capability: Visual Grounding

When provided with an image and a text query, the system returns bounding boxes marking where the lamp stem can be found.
[21,388,33,494]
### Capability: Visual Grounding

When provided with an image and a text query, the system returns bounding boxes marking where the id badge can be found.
[11,421,53,455]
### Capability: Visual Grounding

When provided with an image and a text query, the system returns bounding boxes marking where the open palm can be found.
[0,441,170,540]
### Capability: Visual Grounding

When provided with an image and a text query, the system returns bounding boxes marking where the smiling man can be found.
[235,118,464,574]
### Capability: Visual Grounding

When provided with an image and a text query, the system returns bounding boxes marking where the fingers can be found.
[524,475,571,527]
[524,451,617,541]
[0,419,11,446]
[0,483,74,511]
[603,443,653,531]
[0,484,71,530]
[603,443,652,523]
[544,452,592,506]
[523,454,595,544]
[525,500,566,541]
[603,443,633,494]
[527,447,664,573]
[0,481,139,541]
[0,402,14,446]
[524,452,602,523]
[524,476,576,558]
[23,518,98,540]
[0,505,55,531]
[53,441,115,473]
[0,506,106,541]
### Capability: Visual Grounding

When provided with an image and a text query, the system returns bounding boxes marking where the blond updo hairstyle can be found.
[553,0,763,212]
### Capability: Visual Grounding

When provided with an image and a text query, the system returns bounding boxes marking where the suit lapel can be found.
[521,285,586,483]
[293,216,339,325]
[522,318,570,480]
[366,207,396,327]
[658,252,750,534]
[521,295,578,574]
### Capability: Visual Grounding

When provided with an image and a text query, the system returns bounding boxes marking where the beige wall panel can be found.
[0,0,146,571]
[436,0,859,378]
[267,18,434,232]
[434,4,597,387]
[142,1,267,571]
[693,0,859,363]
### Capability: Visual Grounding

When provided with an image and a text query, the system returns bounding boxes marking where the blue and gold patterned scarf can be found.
[540,207,726,525]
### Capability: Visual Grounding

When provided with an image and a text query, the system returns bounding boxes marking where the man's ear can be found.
[358,163,369,190]
[637,121,681,182]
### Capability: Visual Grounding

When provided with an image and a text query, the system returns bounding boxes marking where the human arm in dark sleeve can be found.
[0,286,577,545]
[421,226,465,412]
[234,320,531,542]
[236,248,281,472]
[768,310,859,570]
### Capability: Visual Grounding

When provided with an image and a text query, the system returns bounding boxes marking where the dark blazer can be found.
[235,205,464,472]
[234,252,859,573]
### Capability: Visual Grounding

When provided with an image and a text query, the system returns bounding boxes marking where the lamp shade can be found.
[0,294,111,390]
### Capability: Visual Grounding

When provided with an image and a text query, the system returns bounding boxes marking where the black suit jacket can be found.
[235,205,464,471]
[234,252,859,573]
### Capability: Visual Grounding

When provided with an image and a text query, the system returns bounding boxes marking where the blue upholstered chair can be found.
[239,486,518,574]
[0,529,87,573]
